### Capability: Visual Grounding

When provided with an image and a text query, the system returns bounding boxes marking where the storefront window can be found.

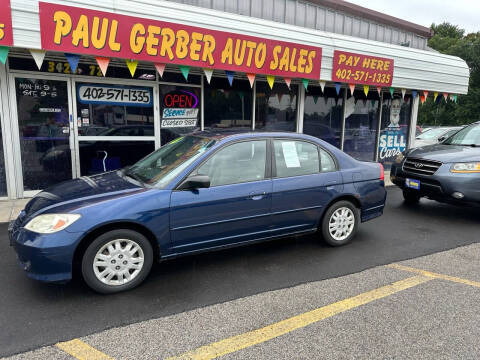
[343,91,380,161]
[204,77,252,129]
[160,85,201,144]
[379,94,412,169]
[15,78,72,190]
[76,83,154,136]
[79,141,155,176]
[255,82,297,132]
[303,87,343,148]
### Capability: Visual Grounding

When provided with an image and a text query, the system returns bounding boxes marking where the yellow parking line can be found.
[387,263,480,288]
[166,275,430,360]
[56,339,114,360]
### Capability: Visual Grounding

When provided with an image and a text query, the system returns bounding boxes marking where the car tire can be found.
[81,229,153,294]
[321,200,359,247]
[402,190,421,204]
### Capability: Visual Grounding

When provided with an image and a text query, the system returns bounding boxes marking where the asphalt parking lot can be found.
[2,187,480,359]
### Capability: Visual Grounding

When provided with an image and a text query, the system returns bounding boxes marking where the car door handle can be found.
[248,191,267,200]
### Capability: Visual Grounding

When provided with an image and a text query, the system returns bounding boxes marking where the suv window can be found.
[274,140,319,178]
[197,140,267,186]
[320,148,337,172]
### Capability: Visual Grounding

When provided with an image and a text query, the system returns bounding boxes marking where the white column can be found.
[297,84,305,133]
[409,95,420,148]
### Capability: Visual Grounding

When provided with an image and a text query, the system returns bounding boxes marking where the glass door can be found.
[11,74,75,195]
[73,80,156,176]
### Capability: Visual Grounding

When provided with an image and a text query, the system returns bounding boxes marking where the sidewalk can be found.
[0,199,30,223]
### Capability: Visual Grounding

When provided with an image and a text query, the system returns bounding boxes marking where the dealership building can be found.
[0,0,469,199]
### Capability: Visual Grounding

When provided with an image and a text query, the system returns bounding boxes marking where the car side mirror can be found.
[178,174,210,190]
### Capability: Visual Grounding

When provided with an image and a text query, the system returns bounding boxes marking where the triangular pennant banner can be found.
[266,75,275,89]
[376,86,382,96]
[313,96,319,104]
[334,83,341,95]
[225,70,234,86]
[449,94,455,101]
[319,81,326,93]
[65,53,80,73]
[301,78,309,91]
[420,95,426,104]
[363,85,369,97]
[453,94,457,103]
[401,89,406,100]
[433,92,439,102]
[284,77,291,89]
[0,46,9,65]
[30,49,46,70]
[247,73,255,88]
[238,91,245,99]
[179,65,190,81]
[95,57,110,76]
[348,84,355,95]
[412,90,417,99]
[389,87,394,98]
[125,59,138,77]
[154,63,166,78]
[443,92,448,101]
[423,90,429,98]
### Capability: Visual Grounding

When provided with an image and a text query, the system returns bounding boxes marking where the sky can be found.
[346,0,480,34]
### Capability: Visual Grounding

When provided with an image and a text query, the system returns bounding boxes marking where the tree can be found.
[418,23,480,126]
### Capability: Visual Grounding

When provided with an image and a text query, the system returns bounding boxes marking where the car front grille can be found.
[402,157,442,176]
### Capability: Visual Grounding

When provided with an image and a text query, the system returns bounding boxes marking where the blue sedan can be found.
[9,132,386,293]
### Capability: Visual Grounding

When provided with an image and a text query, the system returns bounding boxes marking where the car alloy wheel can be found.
[93,239,145,286]
[328,207,355,241]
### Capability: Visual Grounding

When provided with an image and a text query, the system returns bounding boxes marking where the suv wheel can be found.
[81,229,153,294]
[321,200,359,247]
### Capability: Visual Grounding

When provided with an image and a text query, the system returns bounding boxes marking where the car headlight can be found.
[24,214,81,234]
[450,162,480,173]
[394,153,405,163]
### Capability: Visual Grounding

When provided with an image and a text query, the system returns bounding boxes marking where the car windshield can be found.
[124,135,216,187]
[416,128,450,140]
[443,123,480,146]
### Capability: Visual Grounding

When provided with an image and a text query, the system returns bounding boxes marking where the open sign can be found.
[163,90,198,108]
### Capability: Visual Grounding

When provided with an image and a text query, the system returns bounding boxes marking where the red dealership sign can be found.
[331,50,394,87]
[39,2,322,80]
[0,0,13,46]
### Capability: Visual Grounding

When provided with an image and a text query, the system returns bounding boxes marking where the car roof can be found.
[191,129,320,142]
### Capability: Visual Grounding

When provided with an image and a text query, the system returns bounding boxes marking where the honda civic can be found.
[10,131,386,293]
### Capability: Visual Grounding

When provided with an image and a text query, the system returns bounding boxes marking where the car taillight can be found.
[379,163,384,181]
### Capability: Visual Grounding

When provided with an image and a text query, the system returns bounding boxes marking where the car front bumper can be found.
[9,217,82,283]
[391,162,480,206]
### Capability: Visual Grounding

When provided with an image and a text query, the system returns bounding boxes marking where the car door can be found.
[169,139,272,253]
[270,138,342,236]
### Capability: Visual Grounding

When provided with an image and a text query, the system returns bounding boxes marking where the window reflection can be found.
[255,82,297,132]
[79,141,155,176]
[303,87,343,148]
[15,78,72,190]
[204,77,252,129]
[343,90,379,161]
[76,83,154,137]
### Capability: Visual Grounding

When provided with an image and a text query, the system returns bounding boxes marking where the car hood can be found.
[407,144,480,163]
[23,171,142,216]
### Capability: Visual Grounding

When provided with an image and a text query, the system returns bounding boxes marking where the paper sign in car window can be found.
[281,141,300,168]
